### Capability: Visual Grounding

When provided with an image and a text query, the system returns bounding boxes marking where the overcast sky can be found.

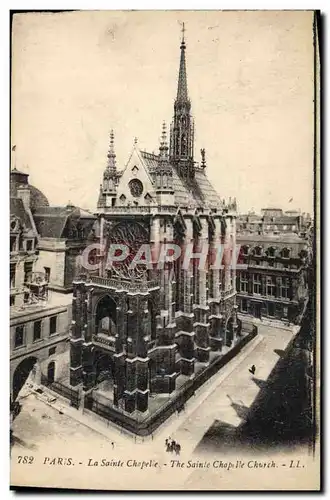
[11,10,314,214]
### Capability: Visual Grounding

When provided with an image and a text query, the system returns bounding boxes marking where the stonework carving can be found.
[107,221,149,279]
[128,179,143,198]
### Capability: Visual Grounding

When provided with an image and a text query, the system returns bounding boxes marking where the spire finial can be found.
[181,22,186,45]
[159,121,169,160]
[107,129,116,171]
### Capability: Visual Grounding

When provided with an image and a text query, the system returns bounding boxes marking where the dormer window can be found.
[255,246,262,256]
[10,236,17,252]
[144,193,152,204]
[26,239,34,252]
[282,248,290,259]
[300,249,308,259]
[268,247,276,258]
[242,245,249,256]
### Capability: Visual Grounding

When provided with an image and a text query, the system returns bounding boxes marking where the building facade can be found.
[10,169,45,309]
[10,169,93,406]
[69,29,246,430]
[236,209,312,324]
[33,204,96,293]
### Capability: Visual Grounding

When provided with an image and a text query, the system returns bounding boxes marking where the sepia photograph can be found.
[9,9,320,491]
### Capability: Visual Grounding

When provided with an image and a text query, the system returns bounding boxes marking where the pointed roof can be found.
[176,22,189,103]
[159,121,169,160]
[140,150,221,208]
[106,129,116,172]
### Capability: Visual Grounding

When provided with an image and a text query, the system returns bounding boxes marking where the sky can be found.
[11,10,315,214]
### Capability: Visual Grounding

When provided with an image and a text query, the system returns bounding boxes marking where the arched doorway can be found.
[95,295,117,336]
[47,361,55,384]
[92,348,116,404]
[225,316,234,347]
[12,356,38,401]
[93,349,114,384]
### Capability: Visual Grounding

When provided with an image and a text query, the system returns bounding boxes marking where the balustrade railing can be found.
[93,333,116,350]
[86,275,160,292]
[100,205,178,214]
[221,289,236,300]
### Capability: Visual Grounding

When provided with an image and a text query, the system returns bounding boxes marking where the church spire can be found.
[176,22,189,103]
[98,129,118,208]
[159,121,169,160]
[169,23,194,175]
[106,129,116,172]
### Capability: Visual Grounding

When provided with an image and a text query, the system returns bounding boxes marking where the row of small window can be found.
[10,261,34,288]
[14,316,58,349]
[240,274,290,298]
[241,246,291,258]
[240,300,289,318]
[240,224,297,232]
[10,236,35,253]
[240,259,294,269]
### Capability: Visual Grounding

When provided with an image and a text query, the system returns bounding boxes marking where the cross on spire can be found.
[177,22,188,102]
[181,22,185,44]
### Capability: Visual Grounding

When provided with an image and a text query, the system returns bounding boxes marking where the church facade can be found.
[70,29,245,429]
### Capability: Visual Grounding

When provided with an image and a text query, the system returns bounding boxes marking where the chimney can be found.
[17,184,31,212]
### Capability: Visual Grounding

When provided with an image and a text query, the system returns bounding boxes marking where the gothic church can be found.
[70,27,243,432]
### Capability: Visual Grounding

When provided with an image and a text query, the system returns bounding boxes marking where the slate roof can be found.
[33,206,95,238]
[10,197,33,231]
[140,151,221,208]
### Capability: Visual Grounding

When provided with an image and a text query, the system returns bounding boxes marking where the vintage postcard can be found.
[10,10,320,491]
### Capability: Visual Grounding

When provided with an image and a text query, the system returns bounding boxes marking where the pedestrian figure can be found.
[171,440,176,453]
[111,442,115,449]
[175,443,181,455]
[249,365,256,375]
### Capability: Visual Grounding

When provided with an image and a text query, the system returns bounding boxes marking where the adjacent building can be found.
[236,209,312,324]
[10,169,94,404]
[33,204,96,293]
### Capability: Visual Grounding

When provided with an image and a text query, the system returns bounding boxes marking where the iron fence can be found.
[85,327,257,435]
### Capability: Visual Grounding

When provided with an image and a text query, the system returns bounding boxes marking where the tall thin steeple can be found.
[106,129,116,172]
[159,121,169,161]
[100,129,118,206]
[169,22,195,177]
[176,22,188,102]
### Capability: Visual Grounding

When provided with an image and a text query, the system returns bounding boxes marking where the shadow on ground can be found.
[274,349,286,358]
[195,306,316,454]
[10,433,37,452]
